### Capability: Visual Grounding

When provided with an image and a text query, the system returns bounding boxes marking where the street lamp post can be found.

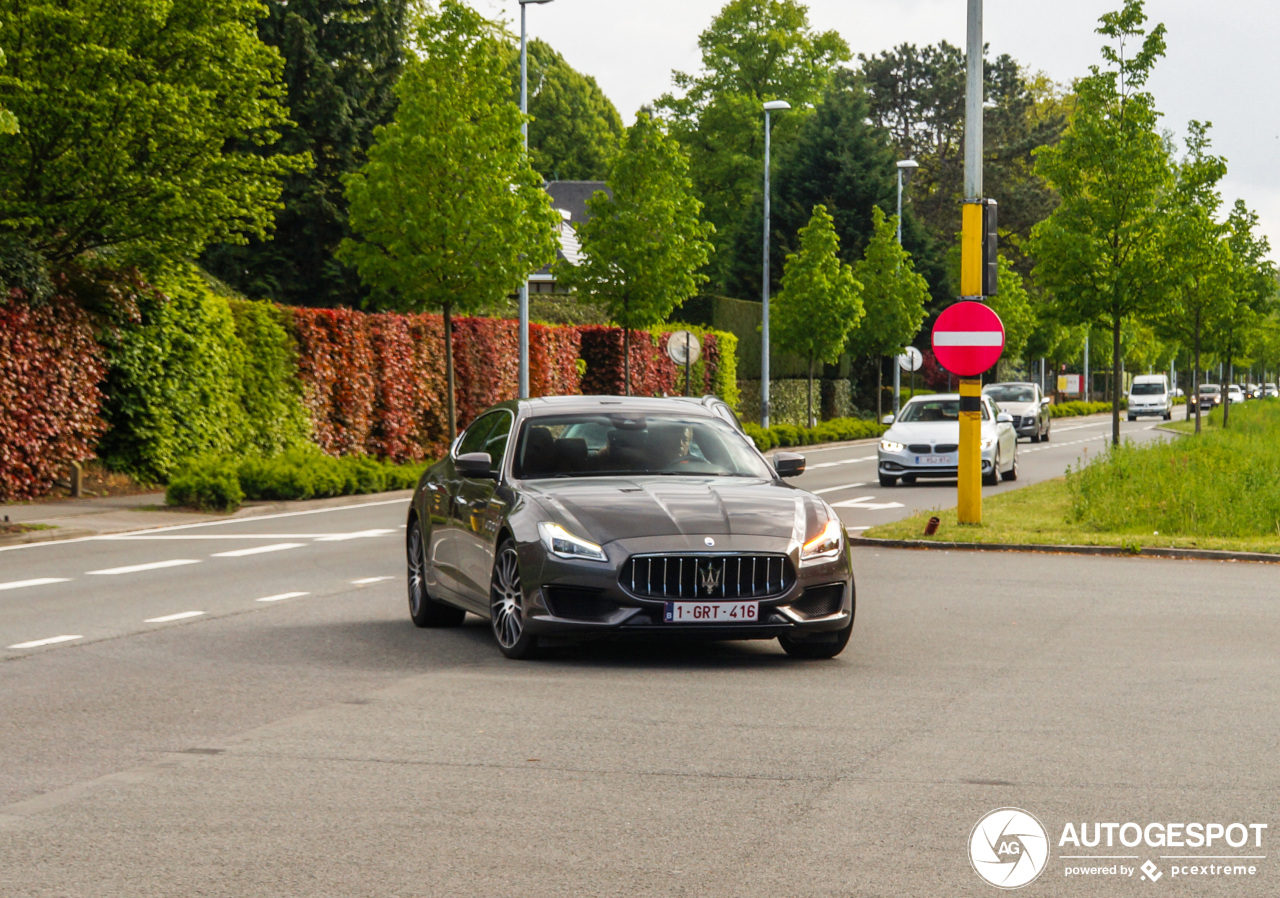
[893,159,918,416]
[761,99,790,428]
[518,0,554,400]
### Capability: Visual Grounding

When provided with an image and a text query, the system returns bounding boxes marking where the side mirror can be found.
[996,412,1013,424]
[881,414,895,425]
[773,452,806,478]
[456,452,496,479]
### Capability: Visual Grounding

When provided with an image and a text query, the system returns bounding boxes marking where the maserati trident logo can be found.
[697,562,722,595]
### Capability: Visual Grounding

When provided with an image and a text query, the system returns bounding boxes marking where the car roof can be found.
[518,395,721,419]
[983,382,1034,389]
[1132,374,1167,382]
[905,393,961,402]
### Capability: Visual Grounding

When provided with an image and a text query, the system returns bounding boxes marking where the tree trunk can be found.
[1223,349,1233,429]
[444,302,457,442]
[623,326,631,396]
[1193,322,1201,433]
[1111,315,1122,446]
[876,358,883,420]
[807,355,815,428]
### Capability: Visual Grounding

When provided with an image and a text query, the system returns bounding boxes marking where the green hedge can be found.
[1050,401,1114,418]
[166,447,431,512]
[743,417,887,452]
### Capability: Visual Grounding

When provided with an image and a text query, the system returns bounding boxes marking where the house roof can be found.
[532,180,610,280]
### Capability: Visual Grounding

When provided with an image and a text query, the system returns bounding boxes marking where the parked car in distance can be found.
[1244,383,1262,400]
[1127,374,1172,421]
[982,381,1051,442]
[1227,385,1246,404]
[1197,384,1222,410]
[1265,383,1279,399]
[878,393,1017,487]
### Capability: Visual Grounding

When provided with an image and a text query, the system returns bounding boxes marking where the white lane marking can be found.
[8,635,83,649]
[315,528,396,542]
[211,543,305,558]
[808,455,878,469]
[812,482,866,495]
[87,559,201,576]
[351,577,394,585]
[1,497,412,555]
[144,611,205,623]
[0,578,71,591]
[830,496,906,510]
[255,592,309,603]
[847,525,871,531]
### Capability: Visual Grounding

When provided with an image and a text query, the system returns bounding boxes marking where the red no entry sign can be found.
[932,301,1005,376]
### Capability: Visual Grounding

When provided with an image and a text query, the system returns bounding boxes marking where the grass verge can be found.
[862,477,1280,556]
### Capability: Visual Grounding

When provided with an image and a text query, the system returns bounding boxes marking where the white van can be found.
[1128,374,1172,421]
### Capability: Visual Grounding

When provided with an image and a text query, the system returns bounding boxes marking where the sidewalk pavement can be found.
[0,489,414,548]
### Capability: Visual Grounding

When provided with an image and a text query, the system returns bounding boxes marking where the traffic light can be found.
[982,199,998,297]
[960,198,999,298]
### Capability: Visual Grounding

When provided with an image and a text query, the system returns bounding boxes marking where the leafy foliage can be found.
[848,207,929,362]
[772,205,864,425]
[0,0,309,266]
[0,296,107,500]
[202,0,409,308]
[227,299,312,455]
[657,0,850,281]
[507,38,625,181]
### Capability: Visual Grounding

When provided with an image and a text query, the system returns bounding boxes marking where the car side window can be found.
[483,412,513,469]
[456,413,499,457]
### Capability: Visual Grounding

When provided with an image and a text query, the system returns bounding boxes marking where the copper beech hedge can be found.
[0,296,107,501]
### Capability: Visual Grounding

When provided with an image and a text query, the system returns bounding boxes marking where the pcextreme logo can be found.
[969,807,1050,890]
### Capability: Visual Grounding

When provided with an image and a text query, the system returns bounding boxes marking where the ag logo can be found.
[969,807,1049,890]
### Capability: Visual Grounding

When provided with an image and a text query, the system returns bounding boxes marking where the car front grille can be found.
[907,444,932,454]
[934,443,958,453]
[623,554,794,600]
[789,583,845,619]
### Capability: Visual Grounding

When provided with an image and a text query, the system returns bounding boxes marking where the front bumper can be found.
[518,533,854,642]
[877,447,995,479]
[1129,404,1169,417]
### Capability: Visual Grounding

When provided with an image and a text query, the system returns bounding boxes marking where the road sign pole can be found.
[958,378,982,523]
[957,0,985,525]
[893,356,901,415]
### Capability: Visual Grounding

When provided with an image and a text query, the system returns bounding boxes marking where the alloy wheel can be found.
[491,545,524,649]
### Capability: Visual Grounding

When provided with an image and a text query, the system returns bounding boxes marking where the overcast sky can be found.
[484,0,1280,258]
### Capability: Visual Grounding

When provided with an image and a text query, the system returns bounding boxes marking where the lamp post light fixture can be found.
[761,99,790,428]
[517,0,554,400]
[893,158,919,415]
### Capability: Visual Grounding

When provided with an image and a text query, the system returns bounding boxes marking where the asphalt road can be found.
[7,415,1274,897]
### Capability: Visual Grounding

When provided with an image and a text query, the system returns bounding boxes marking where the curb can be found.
[849,536,1280,565]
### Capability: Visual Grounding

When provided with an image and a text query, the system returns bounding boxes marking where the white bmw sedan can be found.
[877,393,1018,487]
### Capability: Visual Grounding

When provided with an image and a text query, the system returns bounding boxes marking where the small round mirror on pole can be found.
[666,331,702,396]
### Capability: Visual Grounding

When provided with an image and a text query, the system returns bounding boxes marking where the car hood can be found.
[992,401,1037,415]
[883,420,996,445]
[522,477,810,544]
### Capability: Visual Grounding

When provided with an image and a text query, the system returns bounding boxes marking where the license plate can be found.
[916,455,952,465]
[664,601,759,623]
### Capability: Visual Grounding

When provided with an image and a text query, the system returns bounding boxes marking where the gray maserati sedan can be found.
[405,396,855,659]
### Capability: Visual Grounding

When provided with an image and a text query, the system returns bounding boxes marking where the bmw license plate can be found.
[664,601,759,623]
[916,455,951,465]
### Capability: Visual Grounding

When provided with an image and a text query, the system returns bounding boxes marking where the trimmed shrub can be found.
[1051,401,1115,418]
[529,321,583,399]
[742,417,887,452]
[451,316,520,429]
[165,457,243,512]
[0,295,108,500]
[227,299,311,455]
[289,307,377,457]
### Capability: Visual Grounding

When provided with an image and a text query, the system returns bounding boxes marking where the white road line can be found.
[351,576,394,585]
[0,578,70,592]
[87,559,201,576]
[830,496,906,510]
[812,483,866,495]
[211,543,305,558]
[8,634,83,649]
[144,611,205,623]
[255,592,309,603]
[847,525,871,531]
[315,529,396,542]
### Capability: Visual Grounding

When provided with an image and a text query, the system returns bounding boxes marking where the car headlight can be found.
[880,439,904,453]
[980,437,994,450]
[801,517,843,562]
[538,522,607,562]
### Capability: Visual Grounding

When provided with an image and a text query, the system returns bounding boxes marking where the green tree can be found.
[0,0,308,268]
[557,111,715,395]
[338,0,558,439]
[656,0,849,284]
[848,206,929,418]
[772,205,863,426]
[1154,122,1231,433]
[203,0,409,308]
[507,38,624,181]
[1028,0,1172,445]
[0,47,15,135]
[989,256,1035,368]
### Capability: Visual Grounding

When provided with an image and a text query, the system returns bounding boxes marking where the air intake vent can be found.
[789,584,844,619]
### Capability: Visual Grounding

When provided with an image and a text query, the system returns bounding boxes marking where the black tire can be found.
[1001,451,1018,481]
[407,519,466,628]
[878,473,897,487]
[901,474,917,485]
[1030,428,1041,443]
[779,616,854,659]
[490,539,540,659]
[1164,411,1172,421]
[983,451,1000,486]
[1127,414,1136,422]
[1042,423,1050,442]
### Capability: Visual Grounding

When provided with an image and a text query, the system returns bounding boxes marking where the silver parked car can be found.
[982,381,1052,441]
[878,394,1018,487]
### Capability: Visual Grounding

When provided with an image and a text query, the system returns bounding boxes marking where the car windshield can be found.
[984,385,1034,403]
[1200,385,1220,394]
[1131,383,1165,395]
[513,413,773,479]
[896,398,989,422]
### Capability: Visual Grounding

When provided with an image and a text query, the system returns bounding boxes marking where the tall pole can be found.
[1084,332,1090,403]
[762,108,773,428]
[893,168,904,416]
[957,0,984,525]
[517,2,530,399]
